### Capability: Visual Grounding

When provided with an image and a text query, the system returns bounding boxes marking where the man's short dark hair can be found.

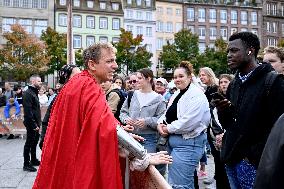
[229,32,260,58]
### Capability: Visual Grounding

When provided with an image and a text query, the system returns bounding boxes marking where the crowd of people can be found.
[1,31,284,189]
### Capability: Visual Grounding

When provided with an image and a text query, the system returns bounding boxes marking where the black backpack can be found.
[106,89,126,122]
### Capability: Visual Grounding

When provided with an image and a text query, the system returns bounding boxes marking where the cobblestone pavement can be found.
[0,136,216,189]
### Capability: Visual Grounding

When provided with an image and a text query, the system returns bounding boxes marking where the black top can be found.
[165,84,190,124]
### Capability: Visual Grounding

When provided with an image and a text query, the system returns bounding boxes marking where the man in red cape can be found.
[33,43,123,189]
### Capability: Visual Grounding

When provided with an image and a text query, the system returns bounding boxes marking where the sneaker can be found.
[31,159,40,166]
[198,170,207,179]
[203,178,215,185]
[23,164,37,172]
[7,134,14,140]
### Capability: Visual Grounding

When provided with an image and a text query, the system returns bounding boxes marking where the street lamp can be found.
[129,45,137,74]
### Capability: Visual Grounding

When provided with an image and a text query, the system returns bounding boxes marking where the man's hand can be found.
[157,124,168,137]
[215,133,224,149]
[34,127,40,132]
[129,133,145,142]
[134,119,145,128]
[123,125,134,132]
[149,151,173,165]
[211,99,231,112]
[126,118,136,126]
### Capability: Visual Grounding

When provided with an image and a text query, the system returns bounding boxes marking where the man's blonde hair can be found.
[264,46,284,62]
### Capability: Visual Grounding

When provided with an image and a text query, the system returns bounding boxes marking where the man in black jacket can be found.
[22,75,42,172]
[214,32,284,188]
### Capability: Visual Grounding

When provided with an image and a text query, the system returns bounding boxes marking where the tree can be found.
[0,24,49,81]
[113,28,152,75]
[159,29,199,70]
[278,39,284,48]
[40,27,67,74]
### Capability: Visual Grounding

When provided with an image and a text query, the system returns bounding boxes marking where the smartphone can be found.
[211,92,225,100]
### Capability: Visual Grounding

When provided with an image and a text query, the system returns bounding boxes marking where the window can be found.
[127,0,131,4]
[112,37,119,43]
[220,10,227,24]
[266,3,271,15]
[157,7,163,14]
[100,2,106,9]
[112,18,120,30]
[4,0,11,6]
[282,4,284,17]
[220,27,227,40]
[176,23,182,32]
[112,3,119,10]
[176,8,181,16]
[267,22,271,32]
[60,0,66,5]
[231,27,237,35]
[86,36,95,47]
[198,8,205,22]
[199,43,206,53]
[282,24,284,36]
[272,4,277,15]
[157,21,163,32]
[34,20,47,37]
[13,0,20,7]
[73,15,81,27]
[267,38,277,46]
[87,1,94,8]
[272,22,277,33]
[187,8,194,21]
[19,19,33,34]
[73,35,82,48]
[241,28,248,32]
[136,11,143,20]
[209,27,216,40]
[99,17,108,29]
[86,16,95,29]
[22,0,30,7]
[136,26,143,35]
[231,10,238,24]
[241,11,247,25]
[136,0,141,6]
[209,9,216,23]
[157,38,163,50]
[146,44,152,52]
[251,12,257,25]
[145,0,150,7]
[198,27,206,40]
[166,22,173,33]
[126,25,133,32]
[59,13,67,26]
[99,36,108,43]
[188,25,194,33]
[2,18,15,32]
[167,8,172,15]
[146,12,152,21]
[40,0,47,8]
[146,27,152,37]
[126,10,133,18]
[73,0,80,7]
[209,43,215,49]
[32,0,38,8]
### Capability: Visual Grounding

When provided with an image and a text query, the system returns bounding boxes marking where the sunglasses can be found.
[129,80,137,84]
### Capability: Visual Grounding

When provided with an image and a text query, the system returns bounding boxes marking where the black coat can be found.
[218,63,284,167]
[23,86,41,130]
[254,113,284,189]
[0,95,6,107]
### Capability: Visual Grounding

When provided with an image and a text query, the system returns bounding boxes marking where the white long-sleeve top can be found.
[158,83,211,139]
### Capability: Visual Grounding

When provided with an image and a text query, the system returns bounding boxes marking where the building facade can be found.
[0,0,54,44]
[262,0,284,47]
[156,0,183,76]
[184,0,263,52]
[123,0,157,73]
[55,0,124,50]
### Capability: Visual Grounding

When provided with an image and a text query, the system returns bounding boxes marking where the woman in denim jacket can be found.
[157,61,211,189]
[120,68,166,154]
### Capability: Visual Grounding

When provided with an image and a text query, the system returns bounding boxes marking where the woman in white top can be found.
[38,86,48,106]
[157,61,211,189]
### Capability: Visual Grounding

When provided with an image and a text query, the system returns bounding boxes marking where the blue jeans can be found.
[168,132,206,189]
[139,133,157,153]
[225,160,256,189]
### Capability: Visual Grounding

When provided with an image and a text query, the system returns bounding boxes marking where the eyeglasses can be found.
[129,80,137,84]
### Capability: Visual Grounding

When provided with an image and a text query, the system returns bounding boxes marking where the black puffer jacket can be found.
[218,63,284,167]
[23,86,41,130]
[254,113,284,189]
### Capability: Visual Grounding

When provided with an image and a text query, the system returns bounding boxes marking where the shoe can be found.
[23,164,37,172]
[7,134,14,140]
[198,170,207,179]
[203,178,215,185]
[31,159,40,166]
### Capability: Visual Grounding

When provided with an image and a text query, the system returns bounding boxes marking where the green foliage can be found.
[278,39,284,48]
[113,28,152,75]
[40,27,67,74]
[75,49,84,67]
[0,24,49,81]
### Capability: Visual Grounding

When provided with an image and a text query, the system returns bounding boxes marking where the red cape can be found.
[33,71,123,189]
